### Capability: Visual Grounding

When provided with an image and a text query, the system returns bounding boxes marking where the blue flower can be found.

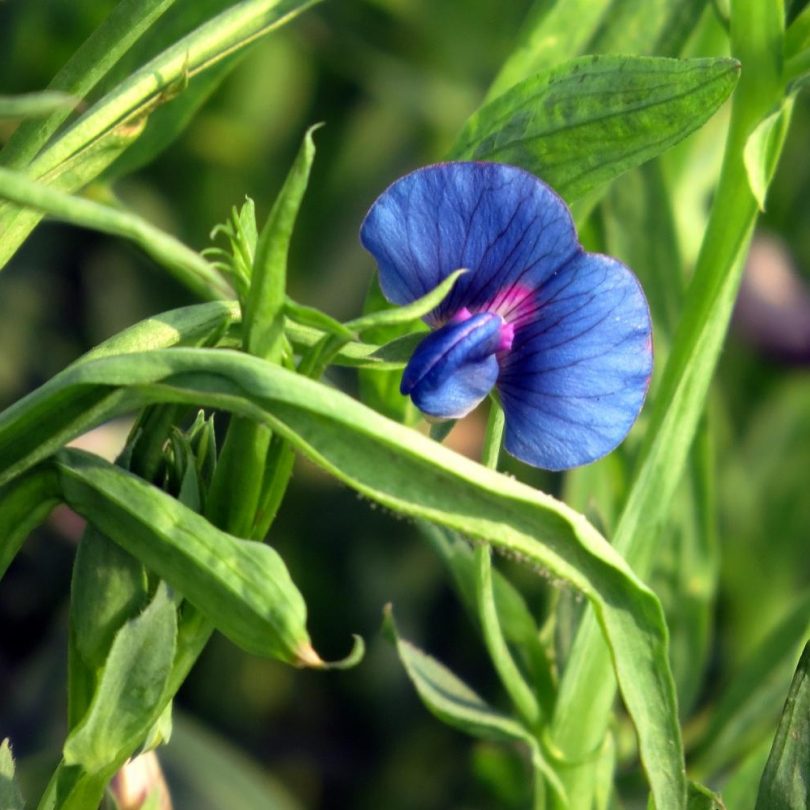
[360,162,652,470]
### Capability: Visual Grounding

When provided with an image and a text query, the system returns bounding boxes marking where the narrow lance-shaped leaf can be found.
[453,55,740,203]
[0,349,686,809]
[244,125,318,360]
[0,467,60,580]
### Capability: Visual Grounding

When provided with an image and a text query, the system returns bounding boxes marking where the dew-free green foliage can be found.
[1,1,809,809]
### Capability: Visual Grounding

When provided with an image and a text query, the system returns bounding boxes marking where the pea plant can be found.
[0,1,808,808]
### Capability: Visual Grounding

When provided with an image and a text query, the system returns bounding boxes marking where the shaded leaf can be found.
[383,605,535,745]
[0,467,60,580]
[64,584,177,774]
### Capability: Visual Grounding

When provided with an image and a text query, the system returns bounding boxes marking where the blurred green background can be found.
[1,1,810,808]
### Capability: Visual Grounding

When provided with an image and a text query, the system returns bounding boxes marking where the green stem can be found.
[481,399,505,470]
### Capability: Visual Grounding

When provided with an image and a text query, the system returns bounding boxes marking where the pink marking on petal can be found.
[497,321,515,352]
[486,284,538,327]
[448,307,473,324]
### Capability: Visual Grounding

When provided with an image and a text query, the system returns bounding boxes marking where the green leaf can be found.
[356,276,423,424]
[0,739,25,810]
[64,584,177,774]
[384,606,566,805]
[53,449,317,667]
[0,467,60,580]
[0,91,78,120]
[244,125,318,361]
[549,1,787,795]
[0,119,146,271]
[453,55,740,203]
[0,0,176,168]
[691,594,810,778]
[755,643,810,810]
[0,348,685,809]
[744,98,795,211]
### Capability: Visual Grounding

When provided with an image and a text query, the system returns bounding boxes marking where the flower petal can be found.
[402,312,503,419]
[497,253,652,470]
[360,163,579,324]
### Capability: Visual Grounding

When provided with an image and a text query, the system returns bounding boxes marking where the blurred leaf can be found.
[64,584,177,774]
[687,781,726,810]
[0,0,320,271]
[720,739,772,810]
[0,0,176,168]
[71,527,149,672]
[744,98,795,211]
[52,448,318,666]
[454,55,740,203]
[755,643,810,810]
[601,160,683,345]
[0,347,685,810]
[690,594,810,777]
[0,739,25,810]
[0,91,78,121]
[0,466,60,580]
[489,0,706,99]
[160,712,302,810]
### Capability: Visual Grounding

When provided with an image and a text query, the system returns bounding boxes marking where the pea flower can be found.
[360,162,652,470]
